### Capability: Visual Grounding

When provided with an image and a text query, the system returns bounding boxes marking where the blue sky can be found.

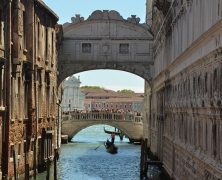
[44,0,146,92]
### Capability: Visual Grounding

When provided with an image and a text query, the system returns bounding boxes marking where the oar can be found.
[94,144,103,150]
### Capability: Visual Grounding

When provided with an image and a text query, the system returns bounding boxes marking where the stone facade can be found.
[61,75,85,111]
[82,89,144,113]
[145,0,222,179]
[0,0,6,178]
[1,0,60,178]
[58,10,153,84]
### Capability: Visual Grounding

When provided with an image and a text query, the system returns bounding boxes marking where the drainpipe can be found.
[2,0,12,178]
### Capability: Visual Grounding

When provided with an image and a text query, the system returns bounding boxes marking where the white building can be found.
[61,75,85,111]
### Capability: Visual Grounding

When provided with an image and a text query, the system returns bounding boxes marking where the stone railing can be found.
[62,112,143,123]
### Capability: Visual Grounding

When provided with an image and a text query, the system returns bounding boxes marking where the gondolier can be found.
[111,132,115,144]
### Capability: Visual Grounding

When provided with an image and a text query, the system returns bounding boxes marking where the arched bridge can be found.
[62,112,144,141]
[58,10,153,84]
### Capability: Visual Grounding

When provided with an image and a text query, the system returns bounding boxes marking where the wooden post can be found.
[140,139,145,179]
[33,139,37,179]
[144,139,148,179]
[46,158,50,180]
[25,141,29,180]
[13,148,17,180]
[54,149,58,180]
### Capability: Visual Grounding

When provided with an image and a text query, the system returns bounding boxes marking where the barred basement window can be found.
[119,43,129,54]
[82,43,91,53]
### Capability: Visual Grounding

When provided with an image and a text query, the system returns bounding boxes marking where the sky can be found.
[44,0,146,92]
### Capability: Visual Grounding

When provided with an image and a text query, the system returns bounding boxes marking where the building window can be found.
[10,145,14,158]
[51,32,54,64]
[45,72,50,117]
[37,22,41,56]
[31,141,34,151]
[23,141,26,153]
[18,77,21,119]
[0,8,3,45]
[212,123,217,157]
[24,71,30,119]
[38,70,42,117]
[119,43,129,54]
[82,43,91,53]
[0,63,5,107]
[205,73,208,93]
[23,11,26,49]
[18,143,21,155]
[45,27,48,59]
[213,69,218,91]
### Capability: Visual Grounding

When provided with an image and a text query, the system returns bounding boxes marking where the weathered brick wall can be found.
[6,0,59,178]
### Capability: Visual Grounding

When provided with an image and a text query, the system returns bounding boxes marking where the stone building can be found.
[144,0,222,179]
[83,89,144,113]
[61,75,85,112]
[1,0,60,178]
[0,0,6,177]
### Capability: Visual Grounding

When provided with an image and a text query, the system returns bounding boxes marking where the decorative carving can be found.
[88,10,124,21]
[71,14,84,24]
[127,15,140,24]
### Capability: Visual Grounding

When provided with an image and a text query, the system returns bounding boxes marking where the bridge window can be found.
[119,43,129,54]
[82,43,91,53]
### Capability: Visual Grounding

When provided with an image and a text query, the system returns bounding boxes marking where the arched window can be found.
[213,68,218,91]
[212,123,217,157]
[197,75,201,94]
[193,76,196,95]
[205,73,208,93]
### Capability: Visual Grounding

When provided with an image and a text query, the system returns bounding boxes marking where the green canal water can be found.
[37,125,142,180]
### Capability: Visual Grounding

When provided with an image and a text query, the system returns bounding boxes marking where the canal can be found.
[37,125,142,180]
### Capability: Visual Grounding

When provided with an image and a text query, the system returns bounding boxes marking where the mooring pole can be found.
[144,139,148,179]
[54,149,58,180]
[46,158,50,180]
[13,148,17,180]
[140,139,145,179]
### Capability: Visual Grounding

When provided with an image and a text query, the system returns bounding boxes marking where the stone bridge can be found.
[58,10,154,84]
[62,112,143,141]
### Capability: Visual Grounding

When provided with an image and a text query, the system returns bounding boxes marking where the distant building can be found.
[61,75,85,111]
[82,88,144,113]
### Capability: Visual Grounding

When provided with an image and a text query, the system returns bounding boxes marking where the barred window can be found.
[82,43,91,53]
[119,44,129,54]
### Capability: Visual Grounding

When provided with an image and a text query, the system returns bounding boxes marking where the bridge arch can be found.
[61,112,144,141]
[68,123,133,140]
[58,10,154,85]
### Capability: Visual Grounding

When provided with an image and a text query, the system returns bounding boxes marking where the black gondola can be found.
[104,127,124,141]
[104,140,118,154]
[103,127,121,135]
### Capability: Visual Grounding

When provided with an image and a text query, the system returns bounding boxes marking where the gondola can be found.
[104,140,118,154]
[103,127,120,135]
[104,127,124,141]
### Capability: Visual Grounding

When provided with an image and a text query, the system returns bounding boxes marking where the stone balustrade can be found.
[62,112,143,123]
